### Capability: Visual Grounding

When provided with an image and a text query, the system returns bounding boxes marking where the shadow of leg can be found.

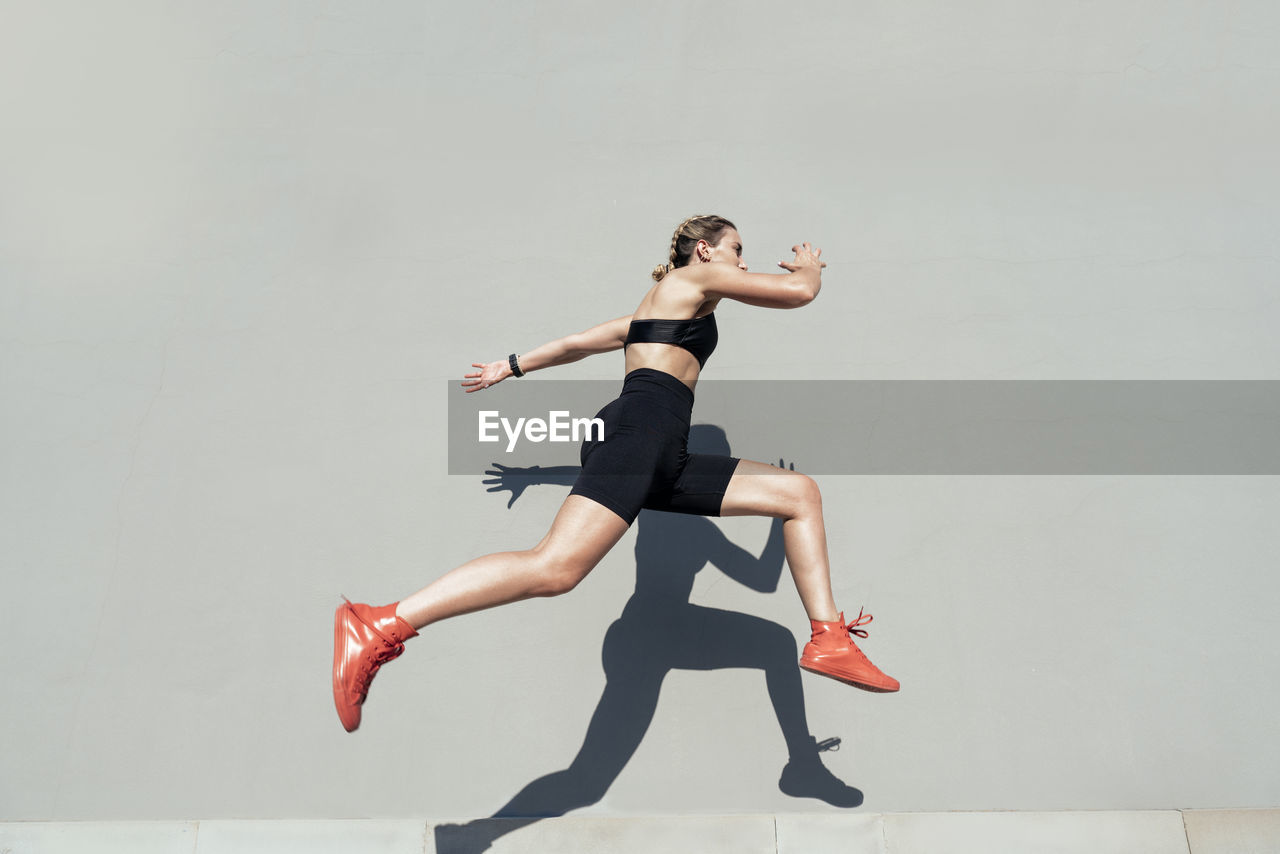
[433,602,861,854]
[434,619,665,852]
[672,605,863,808]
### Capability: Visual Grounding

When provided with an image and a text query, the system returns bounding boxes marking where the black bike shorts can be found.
[569,368,740,525]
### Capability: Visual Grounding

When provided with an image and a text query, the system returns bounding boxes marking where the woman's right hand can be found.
[777,242,827,273]
[462,360,510,393]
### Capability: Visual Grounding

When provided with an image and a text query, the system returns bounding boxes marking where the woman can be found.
[333,215,898,733]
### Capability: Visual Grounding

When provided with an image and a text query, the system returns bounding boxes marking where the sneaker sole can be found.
[799,661,900,693]
[333,599,362,732]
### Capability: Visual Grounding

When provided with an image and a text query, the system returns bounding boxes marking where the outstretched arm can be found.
[696,242,826,309]
[463,314,632,392]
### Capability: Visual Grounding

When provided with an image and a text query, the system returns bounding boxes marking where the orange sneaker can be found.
[799,609,899,693]
[332,597,418,732]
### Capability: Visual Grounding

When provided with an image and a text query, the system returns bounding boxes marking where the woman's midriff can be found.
[623,345,701,391]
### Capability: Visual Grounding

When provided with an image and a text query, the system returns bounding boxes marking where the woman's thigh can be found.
[535,494,633,569]
[718,459,819,518]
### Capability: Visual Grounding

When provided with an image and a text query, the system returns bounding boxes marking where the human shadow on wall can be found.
[433,426,860,854]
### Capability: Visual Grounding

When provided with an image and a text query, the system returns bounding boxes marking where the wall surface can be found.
[2,0,1278,821]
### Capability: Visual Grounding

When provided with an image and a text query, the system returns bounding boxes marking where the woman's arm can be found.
[522,314,633,371]
[462,314,632,392]
[693,242,826,309]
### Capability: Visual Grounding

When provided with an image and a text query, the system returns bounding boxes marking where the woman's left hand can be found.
[462,360,510,392]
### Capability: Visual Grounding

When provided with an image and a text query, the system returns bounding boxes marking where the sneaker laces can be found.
[844,608,874,639]
[353,640,404,698]
[842,609,877,666]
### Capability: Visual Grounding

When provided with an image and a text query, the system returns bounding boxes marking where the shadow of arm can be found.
[483,464,582,508]
[704,516,786,593]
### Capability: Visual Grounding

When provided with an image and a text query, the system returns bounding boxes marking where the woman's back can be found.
[624,273,720,387]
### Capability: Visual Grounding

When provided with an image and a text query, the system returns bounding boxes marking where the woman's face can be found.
[703,228,748,271]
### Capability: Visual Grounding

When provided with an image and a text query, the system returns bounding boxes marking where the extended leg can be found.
[334,495,630,731]
[395,495,630,629]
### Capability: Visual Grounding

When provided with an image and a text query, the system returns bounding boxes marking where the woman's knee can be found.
[783,471,823,515]
[529,547,596,597]
[723,462,824,519]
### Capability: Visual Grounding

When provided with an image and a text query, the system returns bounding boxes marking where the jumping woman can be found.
[333,215,899,733]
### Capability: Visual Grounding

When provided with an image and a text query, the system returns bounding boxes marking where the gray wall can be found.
[3,0,1278,820]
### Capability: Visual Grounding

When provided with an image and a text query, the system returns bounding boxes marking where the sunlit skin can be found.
[395,230,837,629]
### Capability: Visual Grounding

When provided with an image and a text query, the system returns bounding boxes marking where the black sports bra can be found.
[624,312,718,368]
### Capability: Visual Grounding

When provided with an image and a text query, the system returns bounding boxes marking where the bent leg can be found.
[719,460,839,622]
[395,495,630,629]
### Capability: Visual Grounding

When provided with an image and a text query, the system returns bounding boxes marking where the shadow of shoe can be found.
[777,737,863,808]
[433,817,540,854]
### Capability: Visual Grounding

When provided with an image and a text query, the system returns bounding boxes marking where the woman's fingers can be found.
[787,242,825,269]
[464,378,498,393]
[464,361,502,389]
[463,362,500,393]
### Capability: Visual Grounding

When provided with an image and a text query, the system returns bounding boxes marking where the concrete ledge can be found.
[197,820,427,854]
[429,815,776,853]
[882,811,1191,854]
[2,810,1278,854]
[1183,809,1280,854]
[0,822,198,854]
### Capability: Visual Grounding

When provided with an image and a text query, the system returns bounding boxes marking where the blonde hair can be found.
[651,214,737,282]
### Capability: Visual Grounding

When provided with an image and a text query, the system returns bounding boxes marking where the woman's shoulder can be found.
[637,272,707,318]
[668,261,750,297]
